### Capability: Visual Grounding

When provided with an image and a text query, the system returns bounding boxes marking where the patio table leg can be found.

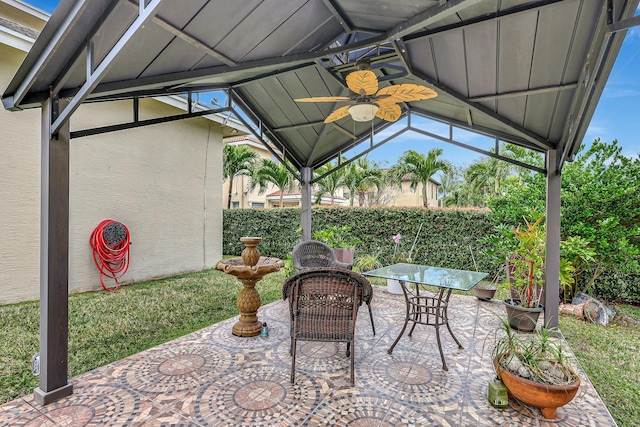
[435,289,448,371]
[388,280,410,354]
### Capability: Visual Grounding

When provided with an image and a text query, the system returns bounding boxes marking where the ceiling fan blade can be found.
[376,84,437,102]
[374,103,402,122]
[294,96,351,102]
[346,70,378,96]
[324,105,351,123]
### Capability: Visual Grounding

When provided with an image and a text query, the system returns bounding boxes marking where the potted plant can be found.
[490,317,581,419]
[503,216,546,332]
[502,216,595,331]
[353,253,383,273]
[313,225,361,264]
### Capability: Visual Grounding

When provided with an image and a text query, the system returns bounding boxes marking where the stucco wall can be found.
[68,99,223,295]
[1,43,223,303]
[0,44,42,304]
[392,180,439,207]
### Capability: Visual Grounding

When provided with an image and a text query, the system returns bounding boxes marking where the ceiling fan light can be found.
[348,103,379,122]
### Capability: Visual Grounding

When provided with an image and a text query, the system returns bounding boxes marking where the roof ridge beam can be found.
[403,0,568,43]
[469,83,578,102]
[23,35,386,107]
[321,0,353,33]
[51,0,164,135]
[137,4,237,66]
[6,0,89,110]
[385,0,482,41]
[410,69,554,150]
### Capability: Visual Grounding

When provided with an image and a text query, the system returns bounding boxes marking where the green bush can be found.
[224,207,500,277]
[223,202,640,303]
[486,140,640,303]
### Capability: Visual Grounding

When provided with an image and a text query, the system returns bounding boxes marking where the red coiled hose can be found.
[89,219,131,292]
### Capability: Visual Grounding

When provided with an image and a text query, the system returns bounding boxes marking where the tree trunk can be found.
[227,178,234,209]
[279,192,284,208]
[422,185,428,207]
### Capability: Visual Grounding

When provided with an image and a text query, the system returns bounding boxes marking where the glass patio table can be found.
[363,263,487,370]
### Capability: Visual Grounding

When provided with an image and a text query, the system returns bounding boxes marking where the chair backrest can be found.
[291,240,340,271]
[284,268,368,342]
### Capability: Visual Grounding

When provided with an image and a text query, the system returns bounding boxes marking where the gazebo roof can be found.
[3,0,639,172]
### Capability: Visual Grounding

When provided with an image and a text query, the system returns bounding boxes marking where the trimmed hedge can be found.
[223,207,640,303]
[223,207,500,279]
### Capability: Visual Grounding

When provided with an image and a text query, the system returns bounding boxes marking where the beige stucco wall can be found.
[1,44,223,303]
[68,99,223,295]
[0,43,42,304]
[392,180,439,207]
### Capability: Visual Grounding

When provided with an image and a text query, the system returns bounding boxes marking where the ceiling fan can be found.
[294,59,437,123]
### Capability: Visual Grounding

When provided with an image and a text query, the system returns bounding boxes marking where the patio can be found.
[0,286,615,426]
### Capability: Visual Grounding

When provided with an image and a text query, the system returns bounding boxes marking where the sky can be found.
[25,1,640,169]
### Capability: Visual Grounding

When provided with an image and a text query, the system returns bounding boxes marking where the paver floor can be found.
[0,286,616,426]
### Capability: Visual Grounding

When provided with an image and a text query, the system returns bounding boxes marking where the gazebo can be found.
[3,0,639,405]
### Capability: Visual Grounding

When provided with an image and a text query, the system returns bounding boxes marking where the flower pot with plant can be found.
[313,225,361,264]
[490,317,581,419]
[503,217,547,332]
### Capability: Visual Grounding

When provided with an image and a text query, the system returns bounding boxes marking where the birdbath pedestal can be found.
[216,237,284,337]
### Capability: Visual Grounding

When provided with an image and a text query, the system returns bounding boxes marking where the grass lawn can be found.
[1,268,639,426]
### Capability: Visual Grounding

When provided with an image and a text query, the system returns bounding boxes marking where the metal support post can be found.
[544,149,561,328]
[301,167,313,241]
[34,97,73,405]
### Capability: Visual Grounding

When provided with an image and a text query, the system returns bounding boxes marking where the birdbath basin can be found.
[216,237,284,337]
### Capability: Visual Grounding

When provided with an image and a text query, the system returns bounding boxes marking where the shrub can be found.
[223,207,499,277]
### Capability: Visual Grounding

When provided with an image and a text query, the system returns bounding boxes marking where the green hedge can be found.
[223,207,640,303]
[223,207,500,279]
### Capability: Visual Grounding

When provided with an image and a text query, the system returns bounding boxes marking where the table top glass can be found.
[363,263,488,291]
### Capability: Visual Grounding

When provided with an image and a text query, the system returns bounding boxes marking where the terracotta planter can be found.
[494,356,580,419]
[333,247,355,264]
[473,284,497,301]
[503,299,543,332]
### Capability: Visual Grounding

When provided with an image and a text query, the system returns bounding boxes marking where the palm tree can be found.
[437,167,461,207]
[223,144,259,209]
[390,149,450,207]
[250,159,297,207]
[343,157,384,207]
[314,162,346,206]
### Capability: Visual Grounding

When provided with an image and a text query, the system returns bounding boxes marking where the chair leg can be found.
[349,339,355,385]
[367,302,376,335]
[346,342,350,357]
[290,339,297,384]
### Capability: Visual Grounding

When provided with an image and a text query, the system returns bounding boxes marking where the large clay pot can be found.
[333,247,355,264]
[474,284,497,301]
[494,356,580,419]
[503,299,543,332]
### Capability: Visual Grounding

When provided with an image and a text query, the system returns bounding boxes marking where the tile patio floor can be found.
[0,286,616,426]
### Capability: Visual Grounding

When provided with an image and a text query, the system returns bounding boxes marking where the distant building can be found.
[392,174,441,208]
[222,136,348,209]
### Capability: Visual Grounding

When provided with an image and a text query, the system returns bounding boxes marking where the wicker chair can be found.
[291,240,352,270]
[283,268,371,385]
[291,240,375,335]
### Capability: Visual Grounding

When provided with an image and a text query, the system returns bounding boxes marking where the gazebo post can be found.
[544,148,561,329]
[34,97,73,405]
[300,167,312,241]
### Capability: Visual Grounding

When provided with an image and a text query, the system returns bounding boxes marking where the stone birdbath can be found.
[216,237,284,337]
